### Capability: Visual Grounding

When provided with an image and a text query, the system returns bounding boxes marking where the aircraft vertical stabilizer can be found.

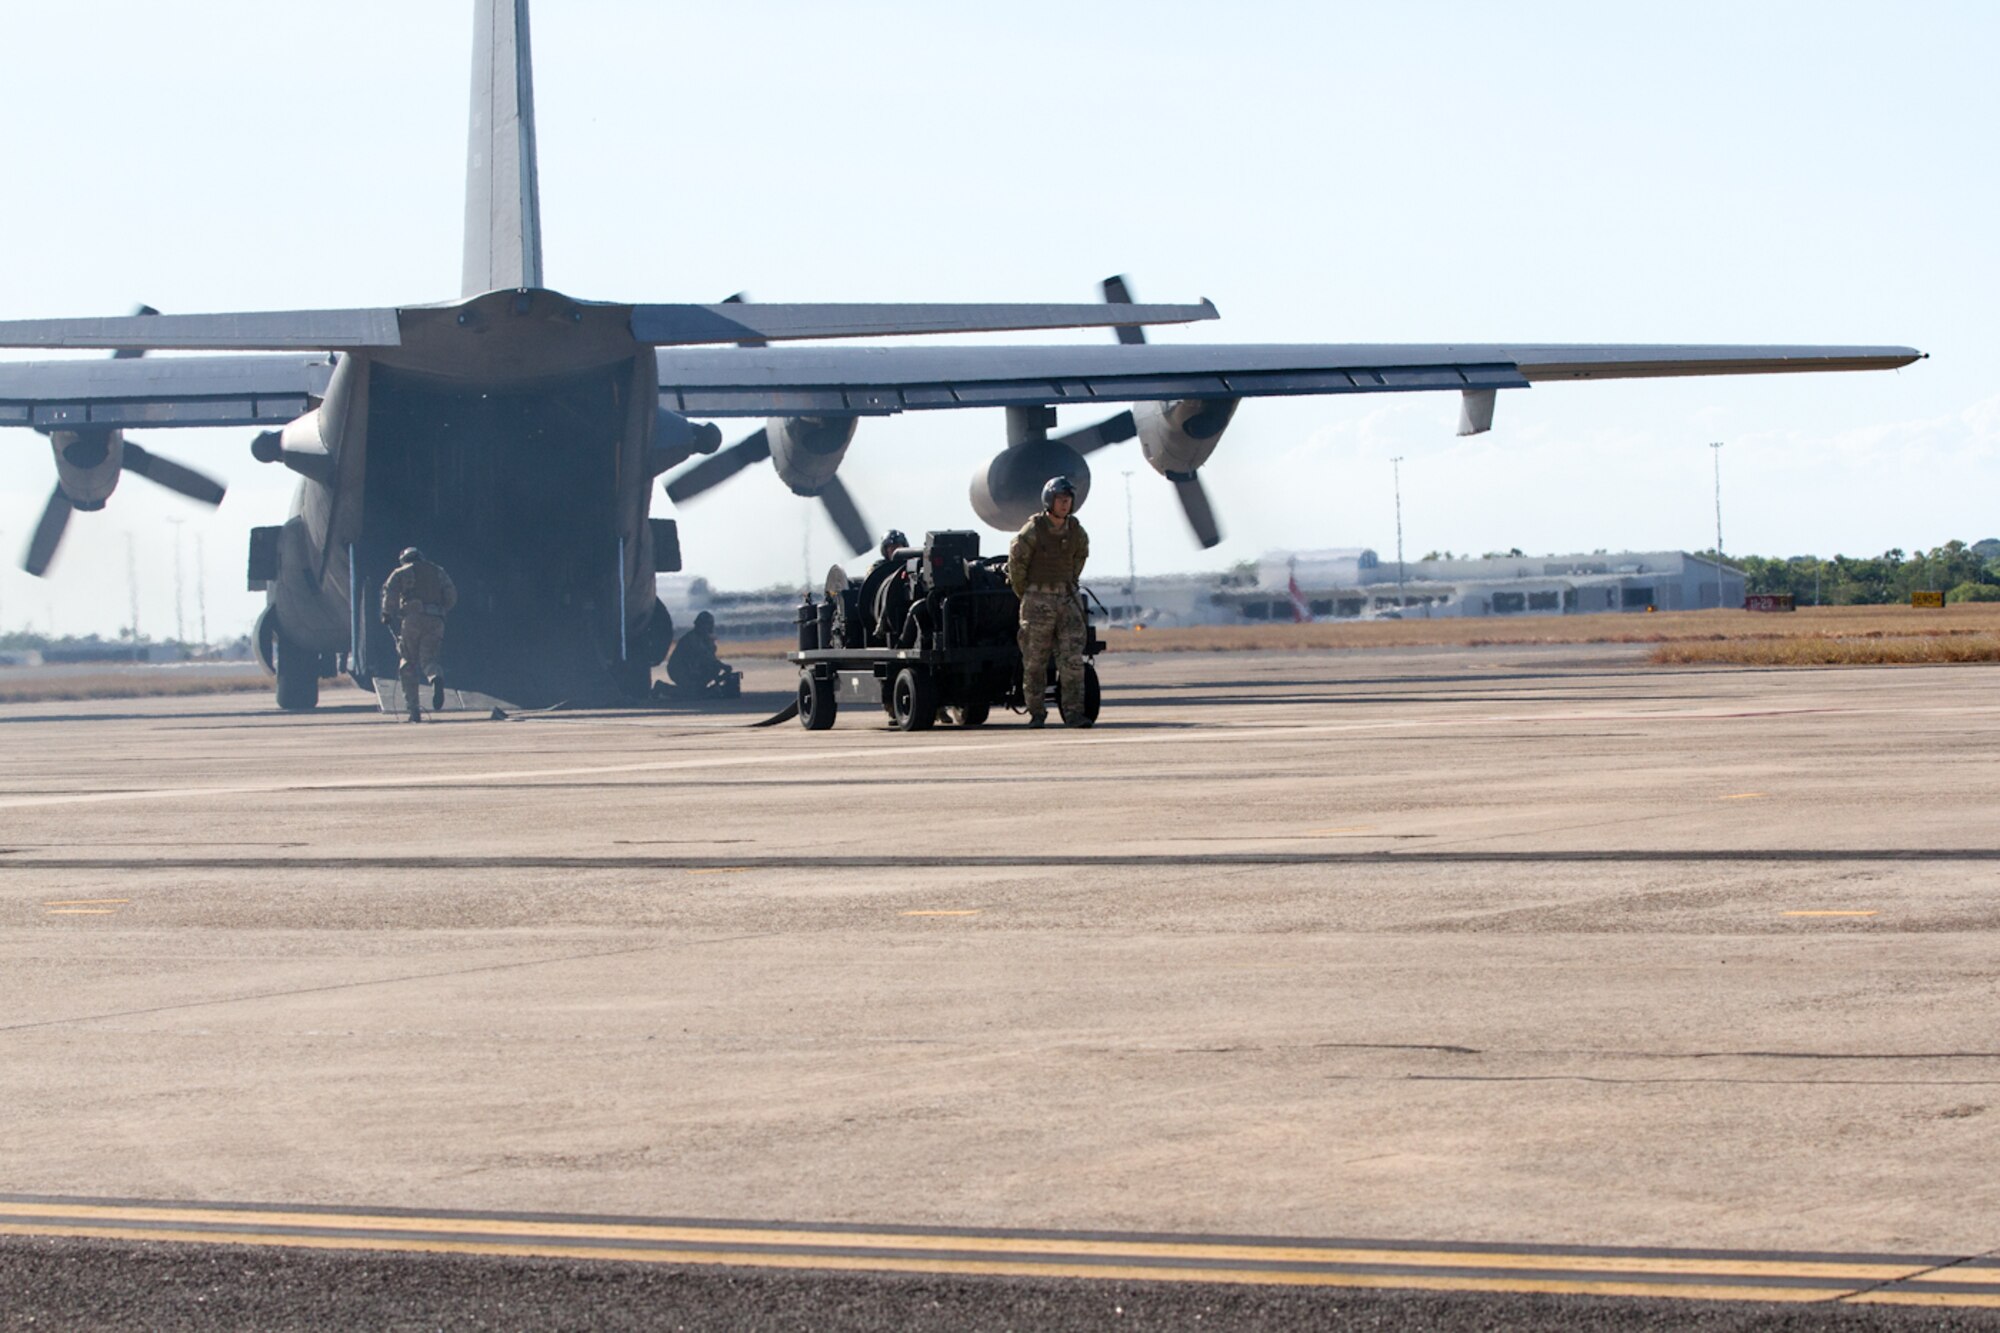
[462,0,544,296]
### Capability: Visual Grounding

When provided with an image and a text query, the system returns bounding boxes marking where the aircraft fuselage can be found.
[267,288,670,708]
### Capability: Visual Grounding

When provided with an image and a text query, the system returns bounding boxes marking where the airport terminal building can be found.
[1091,549,1746,627]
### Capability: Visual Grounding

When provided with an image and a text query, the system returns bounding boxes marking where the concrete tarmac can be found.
[2,645,1998,1314]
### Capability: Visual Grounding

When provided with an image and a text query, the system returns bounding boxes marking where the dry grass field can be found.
[0,671,271,704]
[7,603,1991,705]
[727,603,2000,668]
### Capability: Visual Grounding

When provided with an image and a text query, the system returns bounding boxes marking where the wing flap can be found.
[655,343,1918,416]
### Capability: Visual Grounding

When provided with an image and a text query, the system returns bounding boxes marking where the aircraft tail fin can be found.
[462,0,544,297]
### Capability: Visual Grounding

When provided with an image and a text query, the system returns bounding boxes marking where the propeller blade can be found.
[23,486,73,576]
[720,291,768,348]
[1100,275,1147,346]
[817,475,873,557]
[110,304,160,359]
[664,428,770,503]
[121,440,226,506]
[1055,409,1136,455]
[1173,474,1224,549]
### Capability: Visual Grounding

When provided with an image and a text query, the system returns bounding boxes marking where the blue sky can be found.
[0,1,1990,638]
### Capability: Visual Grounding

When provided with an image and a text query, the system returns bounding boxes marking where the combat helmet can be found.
[1041,476,1078,511]
[694,610,715,632]
[398,546,424,564]
[879,530,908,560]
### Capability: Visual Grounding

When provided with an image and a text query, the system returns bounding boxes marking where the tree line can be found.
[1720,539,2000,605]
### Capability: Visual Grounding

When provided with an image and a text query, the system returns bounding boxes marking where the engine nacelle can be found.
[48,429,124,511]
[1135,397,1239,481]
[768,415,857,496]
[969,438,1092,532]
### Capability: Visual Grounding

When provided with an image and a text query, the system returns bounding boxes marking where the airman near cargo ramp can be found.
[380,547,457,722]
[1008,476,1090,727]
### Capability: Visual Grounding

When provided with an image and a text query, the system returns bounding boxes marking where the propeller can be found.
[20,305,228,577]
[663,427,770,503]
[816,476,873,557]
[23,491,73,578]
[1055,409,1137,455]
[1099,274,1224,549]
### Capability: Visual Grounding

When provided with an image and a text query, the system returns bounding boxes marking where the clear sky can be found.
[0,1,1991,640]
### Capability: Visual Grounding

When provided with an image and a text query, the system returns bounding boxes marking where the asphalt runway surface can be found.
[3,644,1997,1328]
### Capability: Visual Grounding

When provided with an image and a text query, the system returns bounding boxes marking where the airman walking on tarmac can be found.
[1007,476,1090,727]
[380,547,457,722]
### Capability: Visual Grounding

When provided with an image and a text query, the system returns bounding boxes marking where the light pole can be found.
[125,532,141,644]
[1122,470,1136,597]
[1391,456,1406,609]
[167,517,186,645]
[195,535,209,647]
[1712,440,1728,612]
[1709,441,1725,559]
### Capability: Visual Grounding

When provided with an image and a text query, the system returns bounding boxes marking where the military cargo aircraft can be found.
[0,1,1921,711]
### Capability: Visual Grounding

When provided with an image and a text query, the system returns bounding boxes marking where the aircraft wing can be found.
[0,354,335,430]
[656,342,1923,416]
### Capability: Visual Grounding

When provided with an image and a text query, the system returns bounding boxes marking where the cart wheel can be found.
[798,672,837,730]
[1058,662,1101,727]
[953,698,991,727]
[891,667,937,731]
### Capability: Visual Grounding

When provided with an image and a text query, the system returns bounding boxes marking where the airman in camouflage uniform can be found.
[380,547,457,722]
[1007,476,1090,727]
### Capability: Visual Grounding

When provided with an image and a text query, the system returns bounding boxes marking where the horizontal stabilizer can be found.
[631,300,1218,348]
[0,309,400,352]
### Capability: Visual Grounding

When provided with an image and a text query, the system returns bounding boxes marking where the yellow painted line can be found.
[1784,910,1878,918]
[0,1224,1858,1301]
[0,1203,1926,1280]
[903,910,981,917]
[43,909,116,915]
[1719,793,1768,800]
[42,898,130,906]
[1850,1291,2000,1308]
[1905,1267,2000,1283]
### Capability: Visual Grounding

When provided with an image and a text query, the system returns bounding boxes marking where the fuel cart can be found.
[789,530,1102,731]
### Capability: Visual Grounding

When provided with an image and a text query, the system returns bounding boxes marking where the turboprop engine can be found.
[48,429,124,511]
[1134,397,1238,549]
[662,413,874,555]
[968,406,1095,531]
[768,415,858,497]
[1136,398,1238,482]
[19,302,229,576]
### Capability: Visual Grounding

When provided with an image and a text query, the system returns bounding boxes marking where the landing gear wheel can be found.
[274,626,319,712]
[798,672,837,730]
[954,698,990,727]
[891,667,937,731]
[1058,662,1101,727]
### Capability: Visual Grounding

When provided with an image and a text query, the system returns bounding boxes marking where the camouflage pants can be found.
[395,613,445,707]
[1018,591,1085,721]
